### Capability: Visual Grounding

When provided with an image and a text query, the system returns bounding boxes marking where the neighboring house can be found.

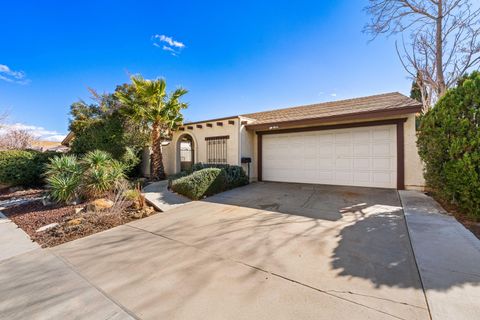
[163,92,425,190]
[31,140,69,152]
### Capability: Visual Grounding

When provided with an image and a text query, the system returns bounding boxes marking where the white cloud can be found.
[330,93,337,97]
[0,64,30,84]
[152,34,185,55]
[0,123,66,142]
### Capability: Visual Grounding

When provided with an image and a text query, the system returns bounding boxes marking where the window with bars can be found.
[205,135,229,164]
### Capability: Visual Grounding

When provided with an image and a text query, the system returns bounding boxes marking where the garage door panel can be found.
[335,144,353,156]
[335,171,354,184]
[373,128,392,140]
[373,143,392,156]
[335,158,353,170]
[262,125,397,188]
[354,130,371,142]
[373,158,393,170]
[354,143,371,156]
[353,158,371,170]
[335,132,352,142]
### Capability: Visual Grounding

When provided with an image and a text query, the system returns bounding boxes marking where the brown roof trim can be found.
[246,106,420,131]
[182,116,239,126]
[61,132,75,146]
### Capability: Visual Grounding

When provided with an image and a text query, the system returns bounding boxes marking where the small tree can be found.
[68,86,149,167]
[365,0,480,110]
[0,129,34,150]
[115,75,188,180]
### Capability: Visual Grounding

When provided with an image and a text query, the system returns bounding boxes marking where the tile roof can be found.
[241,92,421,125]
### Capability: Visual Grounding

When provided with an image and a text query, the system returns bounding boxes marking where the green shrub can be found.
[223,165,249,188]
[45,155,82,203]
[169,164,249,199]
[167,171,189,188]
[417,71,480,218]
[0,150,57,187]
[190,163,249,189]
[171,168,227,200]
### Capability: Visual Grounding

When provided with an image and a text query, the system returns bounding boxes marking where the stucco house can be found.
[161,92,425,190]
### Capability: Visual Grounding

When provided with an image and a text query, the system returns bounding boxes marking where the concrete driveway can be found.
[51,182,429,319]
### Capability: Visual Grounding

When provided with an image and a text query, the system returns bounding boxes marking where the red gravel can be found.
[2,200,79,236]
[1,188,157,247]
[0,188,44,201]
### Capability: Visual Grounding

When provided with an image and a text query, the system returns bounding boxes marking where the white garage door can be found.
[262,125,397,188]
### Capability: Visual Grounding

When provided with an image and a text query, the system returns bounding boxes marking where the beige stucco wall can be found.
[404,114,425,190]
[140,142,175,177]
[169,118,241,174]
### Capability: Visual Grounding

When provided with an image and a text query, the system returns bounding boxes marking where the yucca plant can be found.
[81,150,126,199]
[45,155,82,204]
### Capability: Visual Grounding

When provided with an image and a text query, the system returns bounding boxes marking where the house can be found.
[162,92,425,190]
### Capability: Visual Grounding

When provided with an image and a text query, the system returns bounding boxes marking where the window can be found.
[205,135,229,164]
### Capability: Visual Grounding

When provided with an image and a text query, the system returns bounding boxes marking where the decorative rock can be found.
[87,199,114,212]
[36,223,59,233]
[75,207,84,214]
[131,211,144,219]
[67,218,83,226]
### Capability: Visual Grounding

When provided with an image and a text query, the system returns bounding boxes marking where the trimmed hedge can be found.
[190,163,249,187]
[169,164,249,200]
[0,150,58,187]
[417,71,480,218]
[170,168,227,200]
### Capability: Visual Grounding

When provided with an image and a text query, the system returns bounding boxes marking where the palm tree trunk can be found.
[150,121,166,180]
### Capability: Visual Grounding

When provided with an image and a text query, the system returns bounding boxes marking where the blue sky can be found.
[0,0,411,141]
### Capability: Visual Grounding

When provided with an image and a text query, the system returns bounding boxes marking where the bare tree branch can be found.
[365,0,480,110]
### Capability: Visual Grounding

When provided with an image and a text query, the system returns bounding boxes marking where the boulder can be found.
[67,218,83,226]
[87,199,114,212]
[36,223,59,233]
[74,207,84,214]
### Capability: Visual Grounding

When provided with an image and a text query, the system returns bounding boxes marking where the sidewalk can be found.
[0,249,134,320]
[142,180,190,212]
[0,211,39,262]
[400,191,480,320]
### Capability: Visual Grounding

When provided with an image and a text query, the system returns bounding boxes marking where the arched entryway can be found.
[177,134,195,172]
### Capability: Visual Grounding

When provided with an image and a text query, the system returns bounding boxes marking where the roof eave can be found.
[245,105,421,131]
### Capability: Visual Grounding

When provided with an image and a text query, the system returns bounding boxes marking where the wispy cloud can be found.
[0,123,66,142]
[0,64,30,84]
[152,34,185,55]
[318,91,339,98]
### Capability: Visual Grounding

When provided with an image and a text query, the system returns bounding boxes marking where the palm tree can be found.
[115,75,188,180]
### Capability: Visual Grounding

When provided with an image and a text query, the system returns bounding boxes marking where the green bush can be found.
[170,168,227,200]
[417,71,480,218]
[190,163,249,189]
[169,164,249,199]
[0,150,58,187]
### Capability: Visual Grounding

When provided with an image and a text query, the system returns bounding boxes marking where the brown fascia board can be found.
[61,132,75,146]
[245,106,421,131]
